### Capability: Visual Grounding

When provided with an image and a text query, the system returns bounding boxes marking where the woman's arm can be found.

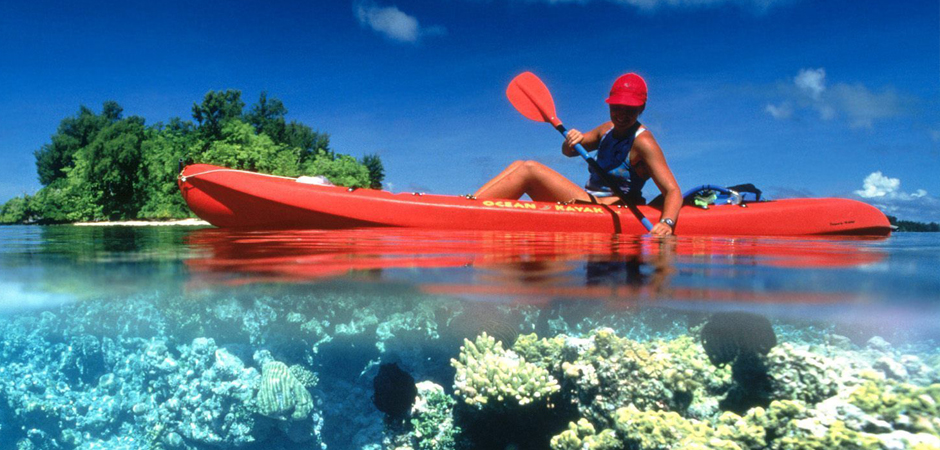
[562,122,612,157]
[634,132,682,236]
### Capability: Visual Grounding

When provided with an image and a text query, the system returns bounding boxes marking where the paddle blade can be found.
[506,72,562,127]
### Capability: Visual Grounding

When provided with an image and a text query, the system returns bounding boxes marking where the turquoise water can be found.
[0,225,938,449]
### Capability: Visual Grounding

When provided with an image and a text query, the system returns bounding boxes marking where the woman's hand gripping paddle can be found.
[506,72,654,231]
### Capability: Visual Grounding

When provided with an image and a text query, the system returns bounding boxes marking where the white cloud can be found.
[354,1,445,43]
[855,171,901,199]
[794,68,825,99]
[766,68,906,129]
[854,172,940,222]
[764,102,792,119]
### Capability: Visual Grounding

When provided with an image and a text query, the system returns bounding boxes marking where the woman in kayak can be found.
[474,73,682,236]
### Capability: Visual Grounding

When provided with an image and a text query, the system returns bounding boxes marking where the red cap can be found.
[605,73,648,106]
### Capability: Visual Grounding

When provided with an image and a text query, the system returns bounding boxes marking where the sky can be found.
[1,0,938,221]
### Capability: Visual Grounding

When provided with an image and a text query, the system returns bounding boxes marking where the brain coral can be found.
[255,361,315,421]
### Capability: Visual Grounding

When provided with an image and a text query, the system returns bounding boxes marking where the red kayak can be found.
[178,164,891,236]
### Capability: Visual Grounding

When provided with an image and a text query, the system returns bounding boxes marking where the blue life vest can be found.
[585,123,648,202]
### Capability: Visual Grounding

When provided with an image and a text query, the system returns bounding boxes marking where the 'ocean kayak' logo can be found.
[482,200,537,210]
[482,200,607,214]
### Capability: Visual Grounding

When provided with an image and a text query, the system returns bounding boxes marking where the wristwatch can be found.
[659,218,676,229]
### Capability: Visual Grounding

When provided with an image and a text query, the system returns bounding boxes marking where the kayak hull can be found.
[178,164,891,236]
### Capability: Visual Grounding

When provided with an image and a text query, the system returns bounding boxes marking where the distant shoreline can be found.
[73,218,210,227]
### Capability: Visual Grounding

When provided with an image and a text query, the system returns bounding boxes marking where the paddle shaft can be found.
[554,123,654,231]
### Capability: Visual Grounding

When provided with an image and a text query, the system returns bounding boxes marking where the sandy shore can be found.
[73,218,210,227]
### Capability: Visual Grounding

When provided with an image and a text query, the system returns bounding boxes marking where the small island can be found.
[0,91,383,225]
[887,216,940,232]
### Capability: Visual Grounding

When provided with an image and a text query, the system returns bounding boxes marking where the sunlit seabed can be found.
[0,225,938,450]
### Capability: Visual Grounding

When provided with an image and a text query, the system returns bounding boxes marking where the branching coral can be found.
[450,332,559,409]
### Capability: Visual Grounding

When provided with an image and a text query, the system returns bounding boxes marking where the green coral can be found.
[737,400,886,450]
[767,343,841,404]
[714,411,767,450]
[614,404,742,450]
[521,328,728,424]
[549,418,620,450]
[848,374,940,436]
[255,360,315,421]
[409,381,460,450]
[512,333,570,374]
[450,332,559,408]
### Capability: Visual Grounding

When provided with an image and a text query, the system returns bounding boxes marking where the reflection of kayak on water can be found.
[178,164,891,236]
[182,228,886,291]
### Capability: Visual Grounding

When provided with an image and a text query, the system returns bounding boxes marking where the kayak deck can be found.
[178,164,891,236]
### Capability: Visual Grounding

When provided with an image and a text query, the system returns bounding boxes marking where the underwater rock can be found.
[867,336,893,353]
[256,360,315,421]
[874,356,909,381]
[700,311,777,367]
[373,362,417,419]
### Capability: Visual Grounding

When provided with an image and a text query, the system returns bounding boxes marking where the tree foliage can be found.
[360,153,385,189]
[192,90,245,142]
[1,92,386,224]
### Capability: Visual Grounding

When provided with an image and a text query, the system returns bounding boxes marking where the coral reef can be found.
[766,343,842,404]
[1,285,938,450]
[451,332,559,409]
[255,360,315,421]
[401,381,461,450]
[514,328,729,425]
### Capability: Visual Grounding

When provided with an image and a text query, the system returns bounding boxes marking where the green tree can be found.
[304,150,371,188]
[28,175,103,223]
[192,90,245,141]
[198,120,303,176]
[75,116,147,219]
[360,153,385,189]
[0,195,32,224]
[34,103,117,186]
[21,90,381,223]
[137,119,197,219]
[286,121,332,160]
[246,91,288,141]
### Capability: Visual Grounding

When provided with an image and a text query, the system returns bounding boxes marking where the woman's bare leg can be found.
[474,160,591,202]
